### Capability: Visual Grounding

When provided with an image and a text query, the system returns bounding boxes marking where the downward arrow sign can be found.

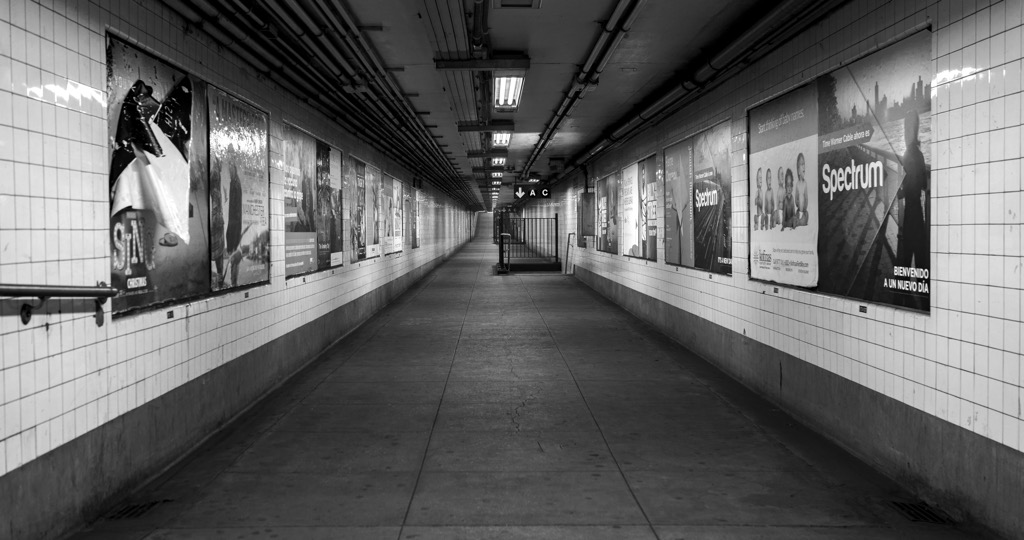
[515,187,526,198]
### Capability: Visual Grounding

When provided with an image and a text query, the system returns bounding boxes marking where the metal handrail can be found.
[0,282,116,324]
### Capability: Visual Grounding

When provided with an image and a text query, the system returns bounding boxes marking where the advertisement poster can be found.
[817,32,931,310]
[749,84,820,287]
[412,187,420,249]
[691,122,733,275]
[596,172,619,254]
[320,145,344,267]
[393,177,404,253]
[664,139,695,266]
[351,159,367,262]
[640,155,658,260]
[383,174,396,254]
[282,123,317,277]
[107,38,210,313]
[366,164,382,258]
[209,87,270,290]
[621,163,640,256]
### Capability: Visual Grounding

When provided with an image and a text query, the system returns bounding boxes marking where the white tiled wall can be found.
[0,0,472,477]
[527,0,1024,454]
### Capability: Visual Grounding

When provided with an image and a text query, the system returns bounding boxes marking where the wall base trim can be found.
[575,265,1022,540]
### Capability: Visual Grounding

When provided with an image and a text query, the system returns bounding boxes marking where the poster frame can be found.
[594,171,619,255]
[281,121,321,279]
[743,29,934,313]
[662,118,732,273]
[107,33,216,317]
[207,83,273,291]
[280,120,345,279]
[621,153,659,262]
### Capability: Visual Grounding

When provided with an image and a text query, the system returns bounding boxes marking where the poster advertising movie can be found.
[383,174,396,254]
[282,123,318,277]
[816,32,931,311]
[596,172,619,254]
[664,139,695,267]
[749,84,820,287]
[690,122,733,274]
[209,87,270,290]
[320,145,344,267]
[621,163,640,257]
[366,164,382,258]
[639,155,658,260]
[351,159,367,262]
[107,37,210,314]
[412,187,420,249]
[393,177,404,253]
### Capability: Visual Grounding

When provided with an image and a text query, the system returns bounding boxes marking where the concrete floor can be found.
[69,223,986,540]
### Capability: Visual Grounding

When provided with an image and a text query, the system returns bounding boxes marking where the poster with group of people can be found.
[108,37,270,314]
[620,155,658,260]
[282,123,343,277]
[749,31,931,311]
[663,122,733,274]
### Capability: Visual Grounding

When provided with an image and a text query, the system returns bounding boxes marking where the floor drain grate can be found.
[106,499,173,520]
[890,501,952,524]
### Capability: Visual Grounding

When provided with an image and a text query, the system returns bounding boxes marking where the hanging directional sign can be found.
[513,184,551,199]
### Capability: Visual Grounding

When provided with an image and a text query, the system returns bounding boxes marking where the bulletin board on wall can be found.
[748,30,932,312]
[663,120,734,275]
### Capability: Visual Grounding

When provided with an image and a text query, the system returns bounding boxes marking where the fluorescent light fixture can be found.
[491,181,501,185]
[492,131,512,147]
[490,172,504,178]
[491,157,506,166]
[493,76,524,112]
[527,178,541,183]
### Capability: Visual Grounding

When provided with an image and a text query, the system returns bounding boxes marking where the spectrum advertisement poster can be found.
[664,122,732,274]
[208,88,270,291]
[749,31,931,311]
[664,138,694,267]
[107,37,210,313]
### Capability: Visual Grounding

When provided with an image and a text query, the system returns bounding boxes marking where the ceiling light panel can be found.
[491,171,504,178]
[493,76,524,112]
[492,131,512,147]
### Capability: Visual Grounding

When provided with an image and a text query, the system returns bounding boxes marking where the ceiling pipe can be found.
[165,0,478,207]
[319,1,463,177]
[470,0,487,53]
[566,0,846,178]
[519,0,643,180]
[225,5,469,199]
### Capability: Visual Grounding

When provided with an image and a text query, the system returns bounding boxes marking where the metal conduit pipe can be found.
[570,0,844,174]
[174,0,475,204]
[162,0,202,23]
[258,1,348,80]
[591,0,643,78]
[165,0,274,72]
[471,0,486,52]
[520,0,643,178]
[204,0,284,70]
[320,1,459,177]
[290,0,362,79]
[219,7,451,190]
